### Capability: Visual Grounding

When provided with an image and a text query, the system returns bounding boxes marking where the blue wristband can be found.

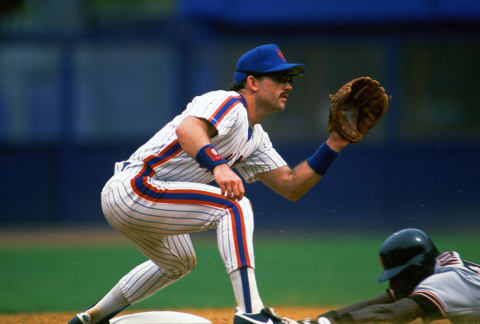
[196,144,227,173]
[306,142,339,175]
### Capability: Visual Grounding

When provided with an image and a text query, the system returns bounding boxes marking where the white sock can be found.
[87,283,129,323]
[230,267,264,313]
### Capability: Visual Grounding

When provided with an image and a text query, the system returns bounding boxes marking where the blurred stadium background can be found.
[1,0,480,316]
[1,0,479,231]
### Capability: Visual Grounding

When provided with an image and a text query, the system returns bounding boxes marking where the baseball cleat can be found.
[68,312,92,324]
[234,307,296,324]
[67,312,111,324]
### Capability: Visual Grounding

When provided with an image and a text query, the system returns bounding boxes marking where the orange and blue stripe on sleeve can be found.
[208,96,245,128]
[413,290,447,317]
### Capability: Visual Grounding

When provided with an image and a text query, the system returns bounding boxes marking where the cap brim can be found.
[263,63,305,76]
[377,263,409,282]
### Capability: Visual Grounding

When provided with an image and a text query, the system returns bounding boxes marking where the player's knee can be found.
[178,251,197,276]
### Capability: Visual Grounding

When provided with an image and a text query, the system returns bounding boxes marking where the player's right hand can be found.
[213,164,245,200]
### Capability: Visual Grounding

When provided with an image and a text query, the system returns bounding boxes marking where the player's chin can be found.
[268,99,286,113]
[277,98,287,109]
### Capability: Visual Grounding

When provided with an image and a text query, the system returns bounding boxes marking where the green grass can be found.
[1,231,478,313]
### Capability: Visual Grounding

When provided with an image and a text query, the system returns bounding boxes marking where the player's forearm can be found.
[346,298,422,323]
[258,163,321,201]
[287,161,323,200]
[335,292,393,314]
[284,135,348,200]
[256,135,351,201]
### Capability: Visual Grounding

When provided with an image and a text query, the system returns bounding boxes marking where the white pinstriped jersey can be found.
[412,251,480,323]
[114,90,287,183]
[100,90,286,307]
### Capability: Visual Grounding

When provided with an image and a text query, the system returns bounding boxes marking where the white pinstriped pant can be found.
[101,173,255,304]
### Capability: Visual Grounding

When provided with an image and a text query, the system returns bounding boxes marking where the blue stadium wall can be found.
[1,0,479,231]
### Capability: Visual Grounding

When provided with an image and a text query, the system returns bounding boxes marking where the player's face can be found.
[255,73,293,112]
[390,275,412,298]
[390,269,425,298]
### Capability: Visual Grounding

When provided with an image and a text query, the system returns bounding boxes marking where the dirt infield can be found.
[0,307,447,324]
[0,307,326,324]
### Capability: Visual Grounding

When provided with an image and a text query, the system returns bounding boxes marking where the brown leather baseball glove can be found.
[328,76,390,143]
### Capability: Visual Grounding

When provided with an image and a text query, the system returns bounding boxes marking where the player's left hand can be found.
[213,164,245,200]
[328,76,389,143]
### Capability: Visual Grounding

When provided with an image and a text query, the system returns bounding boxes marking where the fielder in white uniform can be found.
[301,228,480,324]
[69,44,352,324]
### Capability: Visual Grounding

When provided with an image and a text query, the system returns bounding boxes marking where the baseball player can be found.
[300,228,480,324]
[68,44,388,324]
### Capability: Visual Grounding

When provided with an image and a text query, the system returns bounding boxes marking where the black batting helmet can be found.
[377,228,439,282]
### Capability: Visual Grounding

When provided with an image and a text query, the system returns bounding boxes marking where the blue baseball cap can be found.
[234,44,305,83]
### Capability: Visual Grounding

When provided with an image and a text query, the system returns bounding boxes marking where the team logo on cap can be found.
[276,49,286,62]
